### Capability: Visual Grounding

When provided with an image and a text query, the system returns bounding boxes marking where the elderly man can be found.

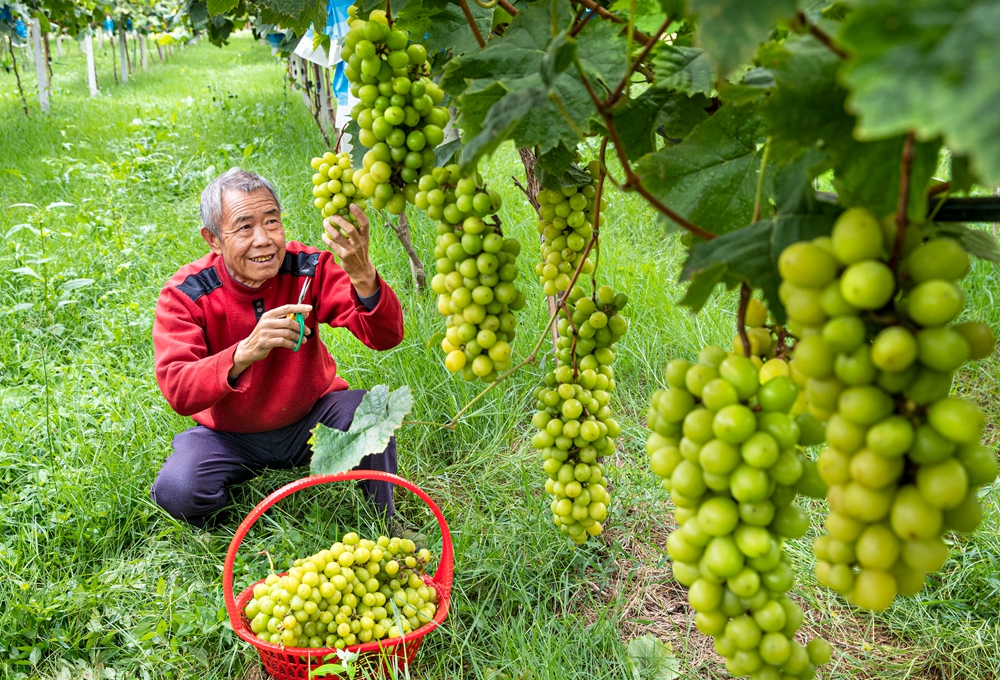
[151,167,404,528]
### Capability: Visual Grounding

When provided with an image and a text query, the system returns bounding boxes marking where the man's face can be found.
[203,187,286,288]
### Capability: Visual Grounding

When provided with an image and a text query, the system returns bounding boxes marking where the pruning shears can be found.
[286,277,312,352]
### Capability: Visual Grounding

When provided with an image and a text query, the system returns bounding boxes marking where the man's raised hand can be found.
[229,304,312,379]
[323,204,378,297]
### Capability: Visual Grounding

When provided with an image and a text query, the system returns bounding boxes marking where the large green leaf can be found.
[634,104,767,236]
[653,45,714,96]
[760,36,940,221]
[396,0,493,58]
[679,153,842,322]
[206,0,240,16]
[839,0,1000,184]
[626,635,680,680]
[688,0,797,75]
[441,0,627,165]
[612,88,710,158]
[309,385,413,476]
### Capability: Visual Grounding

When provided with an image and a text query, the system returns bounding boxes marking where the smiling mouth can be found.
[249,254,275,264]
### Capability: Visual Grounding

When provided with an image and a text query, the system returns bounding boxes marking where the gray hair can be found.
[200,167,282,238]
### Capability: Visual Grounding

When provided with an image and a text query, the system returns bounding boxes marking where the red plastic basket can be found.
[223,471,454,680]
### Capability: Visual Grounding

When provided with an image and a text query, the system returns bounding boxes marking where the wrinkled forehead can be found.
[220,187,281,224]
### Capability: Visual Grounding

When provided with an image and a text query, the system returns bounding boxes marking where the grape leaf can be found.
[653,46,714,97]
[435,138,463,166]
[206,0,240,15]
[688,0,797,75]
[309,385,413,476]
[634,104,767,236]
[399,0,493,57]
[344,119,365,170]
[613,89,710,158]
[680,152,842,322]
[538,162,592,190]
[609,0,667,34]
[760,36,940,221]
[839,0,1000,184]
[718,67,774,105]
[541,30,578,89]
[257,0,312,23]
[441,0,627,165]
[626,635,680,680]
[536,142,575,177]
[926,224,1000,263]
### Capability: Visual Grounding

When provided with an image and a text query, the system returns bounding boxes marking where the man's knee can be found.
[151,431,231,525]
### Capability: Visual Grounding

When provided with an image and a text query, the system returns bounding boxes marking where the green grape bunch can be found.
[534,161,604,296]
[341,7,449,214]
[646,346,831,679]
[309,151,367,228]
[244,531,437,651]
[778,206,998,611]
[532,284,629,545]
[428,163,526,382]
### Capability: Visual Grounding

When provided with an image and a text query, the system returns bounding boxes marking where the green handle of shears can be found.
[292,313,305,352]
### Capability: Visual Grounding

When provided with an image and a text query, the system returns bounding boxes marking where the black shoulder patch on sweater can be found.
[280,251,320,277]
[177,267,222,302]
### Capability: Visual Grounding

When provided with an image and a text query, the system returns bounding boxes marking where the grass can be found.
[1,32,999,680]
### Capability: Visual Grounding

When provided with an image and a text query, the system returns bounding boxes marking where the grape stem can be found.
[385,0,393,28]
[573,56,717,242]
[497,0,518,16]
[890,131,916,270]
[458,0,487,48]
[795,10,848,59]
[737,283,752,358]
[568,0,653,46]
[607,14,671,107]
[569,6,598,38]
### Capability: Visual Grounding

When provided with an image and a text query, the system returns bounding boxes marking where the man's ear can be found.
[202,227,223,255]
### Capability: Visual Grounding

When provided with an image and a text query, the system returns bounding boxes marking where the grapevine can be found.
[780,207,997,610]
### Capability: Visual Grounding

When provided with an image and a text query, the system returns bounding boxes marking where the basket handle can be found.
[223,471,454,633]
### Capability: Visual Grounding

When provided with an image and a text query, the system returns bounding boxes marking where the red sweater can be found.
[153,242,404,433]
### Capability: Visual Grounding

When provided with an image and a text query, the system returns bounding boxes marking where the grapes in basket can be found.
[244,531,436,650]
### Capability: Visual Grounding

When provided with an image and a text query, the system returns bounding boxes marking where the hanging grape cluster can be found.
[534,162,603,296]
[531,284,628,544]
[309,151,366,225]
[244,532,436,650]
[779,207,997,611]
[427,164,526,382]
[646,347,831,678]
[342,8,449,214]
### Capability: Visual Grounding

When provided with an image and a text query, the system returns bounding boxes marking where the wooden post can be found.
[157,41,163,62]
[84,32,98,96]
[56,32,62,58]
[30,18,50,113]
[97,27,104,50]
[118,27,128,82]
[139,33,147,70]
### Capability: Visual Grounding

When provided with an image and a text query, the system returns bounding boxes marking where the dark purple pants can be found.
[151,389,397,527]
